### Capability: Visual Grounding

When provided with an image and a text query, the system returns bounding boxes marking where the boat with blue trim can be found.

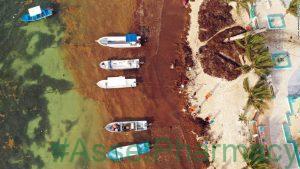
[21,6,53,22]
[96,33,142,48]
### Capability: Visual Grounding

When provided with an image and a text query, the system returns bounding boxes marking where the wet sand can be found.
[60,0,206,168]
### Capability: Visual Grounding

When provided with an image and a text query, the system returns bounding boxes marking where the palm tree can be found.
[226,0,256,15]
[286,0,300,16]
[236,34,274,77]
[239,49,274,77]
[239,144,271,169]
[243,78,273,112]
[239,113,249,125]
[236,33,266,59]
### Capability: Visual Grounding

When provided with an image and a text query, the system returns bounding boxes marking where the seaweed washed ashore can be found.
[0,0,254,168]
[59,0,209,168]
[198,0,246,81]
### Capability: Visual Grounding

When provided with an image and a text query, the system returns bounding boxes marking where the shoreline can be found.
[186,0,259,168]
[2,0,299,169]
[60,0,206,168]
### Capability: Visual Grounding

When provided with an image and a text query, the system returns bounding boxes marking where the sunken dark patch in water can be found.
[0,64,72,168]
[62,119,79,132]
[0,1,70,169]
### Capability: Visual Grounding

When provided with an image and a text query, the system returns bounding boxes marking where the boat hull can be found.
[99,59,140,70]
[97,76,137,89]
[100,43,141,48]
[106,142,150,161]
[96,35,141,48]
[21,9,53,22]
[105,121,148,132]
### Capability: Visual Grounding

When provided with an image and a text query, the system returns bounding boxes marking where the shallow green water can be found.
[0,1,98,169]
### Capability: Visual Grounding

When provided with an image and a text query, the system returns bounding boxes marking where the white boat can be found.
[96,33,141,48]
[100,59,140,70]
[105,120,148,133]
[97,76,136,89]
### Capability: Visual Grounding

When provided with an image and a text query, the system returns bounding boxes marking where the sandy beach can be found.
[187,0,300,168]
[186,0,261,168]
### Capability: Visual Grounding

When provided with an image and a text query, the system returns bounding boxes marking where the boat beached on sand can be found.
[106,142,151,161]
[97,76,136,89]
[96,34,141,48]
[105,121,148,132]
[100,59,141,70]
[21,6,53,22]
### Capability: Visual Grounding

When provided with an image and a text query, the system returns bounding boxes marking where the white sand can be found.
[186,0,259,168]
[230,2,251,27]
[187,0,205,56]
[186,0,300,168]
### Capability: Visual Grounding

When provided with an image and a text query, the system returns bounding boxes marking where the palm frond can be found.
[239,65,252,74]
[235,39,246,48]
[286,0,300,16]
[243,78,251,92]
[244,78,272,112]
[241,144,270,169]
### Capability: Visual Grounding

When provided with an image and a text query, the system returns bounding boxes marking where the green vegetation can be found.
[238,113,249,125]
[236,33,274,77]
[287,0,300,16]
[225,0,256,14]
[236,32,274,168]
[237,32,273,120]
[243,78,273,112]
[240,144,271,169]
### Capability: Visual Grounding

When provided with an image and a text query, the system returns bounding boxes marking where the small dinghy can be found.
[100,59,141,70]
[96,33,141,48]
[105,120,148,133]
[97,76,136,89]
[106,142,151,161]
[21,6,53,22]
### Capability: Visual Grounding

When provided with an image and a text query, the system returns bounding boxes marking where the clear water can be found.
[0,1,97,169]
